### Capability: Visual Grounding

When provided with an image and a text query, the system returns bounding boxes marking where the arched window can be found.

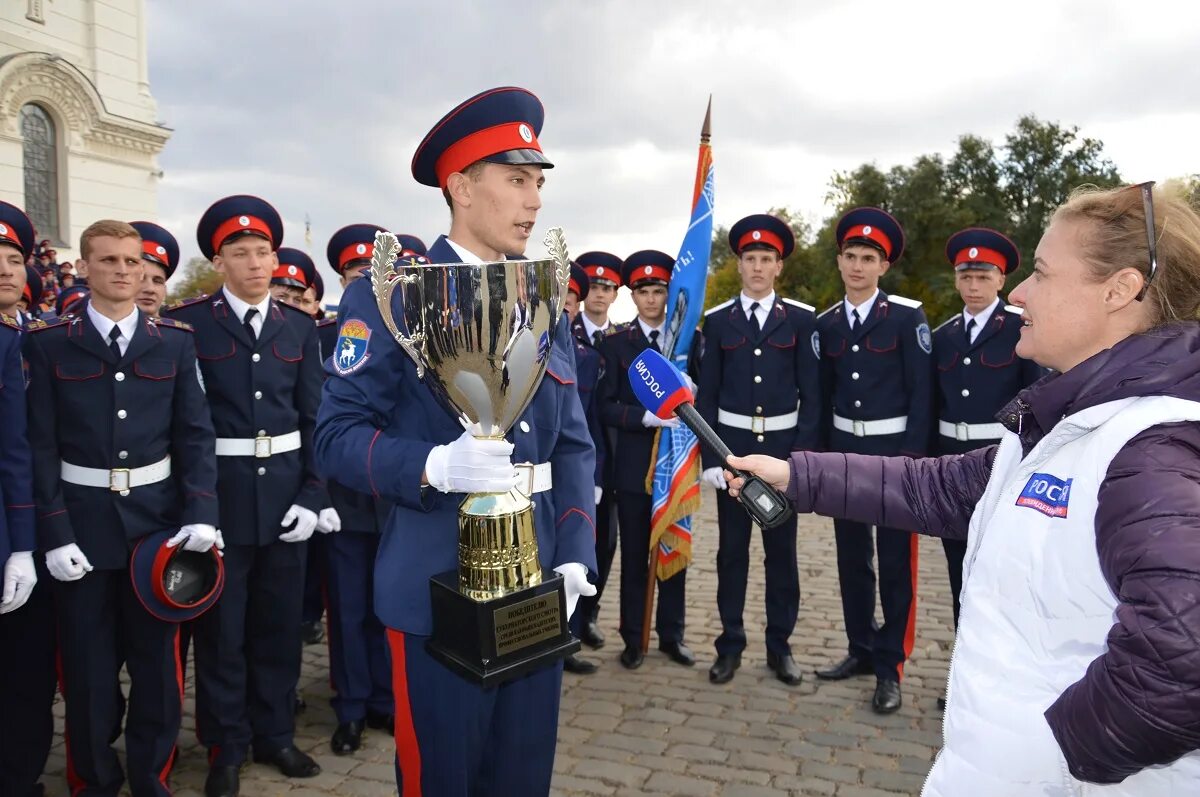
[20,103,60,242]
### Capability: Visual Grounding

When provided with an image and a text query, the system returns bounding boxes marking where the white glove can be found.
[46,543,93,582]
[424,430,519,494]
[167,523,221,553]
[594,485,603,505]
[553,562,596,621]
[641,410,680,429]
[317,507,342,534]
[683,372,698,394]
[701,466,728,490]
[1,551,37,613]
[279,505,319,543]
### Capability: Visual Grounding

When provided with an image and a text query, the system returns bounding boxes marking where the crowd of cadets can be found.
[0,190,1043,795]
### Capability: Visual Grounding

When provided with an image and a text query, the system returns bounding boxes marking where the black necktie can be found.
[592,330,604,348]
[850,308,862,330]
[965,317,977,344]
[648,329,661,352]
[107,325,122,359]
[748,302,762,336]
[244,307,259,344]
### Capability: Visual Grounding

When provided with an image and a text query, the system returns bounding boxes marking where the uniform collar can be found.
[580,314,608,340]
[962,297,1000,330]
[446,238,505,265]
[637,317,664,340]
[843,288,879,320]
[85,302,139,342]
[222,287,270,323]
[740,290,775,315]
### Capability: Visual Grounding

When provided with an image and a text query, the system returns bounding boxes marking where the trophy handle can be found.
[370,230,427,379]
[543,226,571,308]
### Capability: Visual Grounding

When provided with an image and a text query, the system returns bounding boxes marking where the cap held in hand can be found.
[130,529,225,623]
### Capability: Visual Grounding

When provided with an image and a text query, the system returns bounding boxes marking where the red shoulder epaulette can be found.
[151,316,194,332]
[26,315,71,333]
[316,317,337,328]
[0,314,20,331]
[163,293,210,314]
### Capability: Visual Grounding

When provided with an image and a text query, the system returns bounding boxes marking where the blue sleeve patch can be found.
[811,330,821,358]
[916,323,932,354]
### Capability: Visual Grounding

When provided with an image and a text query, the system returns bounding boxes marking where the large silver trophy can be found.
[371,228,580,685]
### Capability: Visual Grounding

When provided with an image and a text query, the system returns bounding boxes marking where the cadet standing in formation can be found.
[26,220,220,796]
[599,250,695,670]
[167,196,326,797]
[696,214,819,686]
[315,86,597,795]
[815,207,931,714]
[932,227,1045,650]
[571,250,623,651]
[131,221,179,319]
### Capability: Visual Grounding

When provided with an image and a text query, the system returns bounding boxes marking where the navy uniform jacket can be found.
[597,321,669,494]
[166,292,326,547]
[317,317,378,533]
[695,297,822,466]
[24,305,218,569]
[0,317,33,564]
[933,301,1044,455]
[570,315,606,487]
[817,292,933,457]
[313,235,597,634]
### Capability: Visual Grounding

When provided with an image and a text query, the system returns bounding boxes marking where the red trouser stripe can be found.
[386,629,422,797]
[158,626,183,792]
[898,532,920,679]
[55,646,85,796]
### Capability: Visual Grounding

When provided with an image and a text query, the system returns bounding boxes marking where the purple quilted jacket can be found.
[785,322,1200,785]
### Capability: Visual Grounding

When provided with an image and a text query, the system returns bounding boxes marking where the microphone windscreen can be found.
[627,347,694,419]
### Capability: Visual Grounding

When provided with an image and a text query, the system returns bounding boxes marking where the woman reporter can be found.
[727,184,1200,796]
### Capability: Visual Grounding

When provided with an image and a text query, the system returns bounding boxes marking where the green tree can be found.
[167,257,223,305]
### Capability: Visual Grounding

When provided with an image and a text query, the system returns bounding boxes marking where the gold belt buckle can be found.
[254,433,272,458]
[109,468,131,492]
[751,415,766,434]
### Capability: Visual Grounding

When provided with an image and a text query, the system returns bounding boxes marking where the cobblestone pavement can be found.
[42,486,955,795]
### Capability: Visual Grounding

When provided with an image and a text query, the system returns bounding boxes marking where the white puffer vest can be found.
[922,396,1200,796]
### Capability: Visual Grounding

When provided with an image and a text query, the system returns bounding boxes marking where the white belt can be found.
[515,462,552,497]
[717,408,799,434]
[215,430,301,458]
[61,456,172,492]
[833,414,907,437]
[939,420,1005,442]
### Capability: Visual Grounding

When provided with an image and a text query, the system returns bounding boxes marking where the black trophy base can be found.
[427,569,581,688]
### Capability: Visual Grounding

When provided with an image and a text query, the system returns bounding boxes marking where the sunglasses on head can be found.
[1136,181,1158,302]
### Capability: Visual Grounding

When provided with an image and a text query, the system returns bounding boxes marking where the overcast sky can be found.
[147,0,1200,312]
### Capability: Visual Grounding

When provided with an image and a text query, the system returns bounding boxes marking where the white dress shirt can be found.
[962,297,1000,345]
[740,291,775,328]
[580,314,609,342]
[843,289,880,329]
[86,303,139,356]
[222,287,271,336]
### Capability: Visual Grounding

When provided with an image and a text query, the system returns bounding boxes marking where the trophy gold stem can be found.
[458,489,543,601]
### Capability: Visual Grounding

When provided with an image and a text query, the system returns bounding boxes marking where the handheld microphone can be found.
[627,348,794,529]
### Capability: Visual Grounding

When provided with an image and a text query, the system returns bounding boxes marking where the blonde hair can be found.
[1052,184,1200,326]
[80,220,140,260]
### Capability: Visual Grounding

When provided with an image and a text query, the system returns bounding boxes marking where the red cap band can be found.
[630,264,671,286]
[954,245,1006,271]
[434,121,542,188]
[339,241,374,270]
[737,229,785,255]
[142,240,169,267]
[0,223,19,250]
[568,277,582,296]
[585,265,621,287]
[842,224,893,259]
[272,262,309,287]
[61,292,86,314]
[211,214,273,254]
[22,284,31,303]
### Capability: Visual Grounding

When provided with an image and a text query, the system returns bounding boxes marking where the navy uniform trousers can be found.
[0,563,56,797]
[616,492,686,649]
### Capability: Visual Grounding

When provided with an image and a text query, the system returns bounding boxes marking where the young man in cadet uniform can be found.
[0,201,52,797]
[26,219,219,796]
[131,221,179,319]
[815,207,932,714]
[696,213,821,686]
[166,196,326,797]
[571,250,622,651]
[315,86,597,796]
[598,250,696,671]
[933,227,1044,676]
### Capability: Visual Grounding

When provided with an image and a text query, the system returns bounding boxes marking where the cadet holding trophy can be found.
[315,87,597,796]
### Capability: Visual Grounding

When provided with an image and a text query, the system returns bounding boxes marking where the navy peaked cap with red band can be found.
[568,261,590,301]
[0,202,36,258]
[395,234,429,264]
[411,86,553,188]
[196,195,283,260]
[945,227,1020,275]
[274,247,315,289]
[577,251,623,287]
[836,206,905,263]
[729,214,794,259]
[23,264,42,308]
[129,221,180,278]
[327,224,386,273]
[56,284,90,316]
[130,529,225,623]
[622,250,674,289]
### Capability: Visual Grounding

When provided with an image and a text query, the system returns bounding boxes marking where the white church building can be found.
[0,0,170,259]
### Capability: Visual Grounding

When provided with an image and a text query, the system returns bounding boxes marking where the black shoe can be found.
[331,720,364,755]
[563,652,598,674]
[872,678,902,714]
[580,620,606,649]
[252,746,321,778]
[814,654,874,680]
[365,710,394,733]
[619,645,644,670]
[301,619,324,646]
[767,652,804,686]
[708,653,740,684]
[205,765,240,797]
[659,640,695,667]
